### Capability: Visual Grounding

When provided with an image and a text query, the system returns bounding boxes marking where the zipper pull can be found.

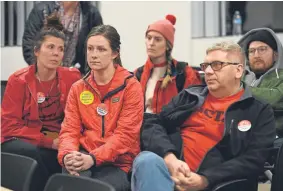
[229,119,234,134]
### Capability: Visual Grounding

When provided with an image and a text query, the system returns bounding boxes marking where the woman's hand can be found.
[71,152,94,172]
[64,151,94,175]
[64,152,81,176]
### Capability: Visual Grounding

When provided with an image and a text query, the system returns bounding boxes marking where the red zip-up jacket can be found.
[58,65,144,173]
[1,65,81,148]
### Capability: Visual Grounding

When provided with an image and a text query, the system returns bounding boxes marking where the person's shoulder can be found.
[244,86,271,108]
[185,84,207,93]
[182,63,199,72]
[127,74,141,85]
[8,66,31,84]
[258,68,283,82]
[122,70,142,90]
[58,66,80,74]
[71,78,85,89]
[249,96,274,117]
[175,61,197,74]
[33,1,55,12]
[80,2,99,13]
[58,67,81,79]
[13,66,29,77]
[270,68,283,78]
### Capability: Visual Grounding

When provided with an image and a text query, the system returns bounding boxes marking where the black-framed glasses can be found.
[247,46,268,56]
[200,61,240,71]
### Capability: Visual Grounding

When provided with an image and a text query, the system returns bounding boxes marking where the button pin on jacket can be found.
[37,92,46,103]
[80,91,94,105]
[238,120,252,132]
[97,103,108,116]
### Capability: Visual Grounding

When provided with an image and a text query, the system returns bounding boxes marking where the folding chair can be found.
[262,137,283,182]
[43,173,116,191]
[1,152,38,191]
[271,140,283,191]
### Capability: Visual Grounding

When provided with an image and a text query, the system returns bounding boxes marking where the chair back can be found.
[43,173,116,191]
[1,152,38,191]
[271,141,283,191]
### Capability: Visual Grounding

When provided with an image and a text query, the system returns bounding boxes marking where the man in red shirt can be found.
[131,41,276,191]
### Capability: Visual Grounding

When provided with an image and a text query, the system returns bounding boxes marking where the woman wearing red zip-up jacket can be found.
[1,13,81,191]
[135,14,202,114]
[58,25,144,191]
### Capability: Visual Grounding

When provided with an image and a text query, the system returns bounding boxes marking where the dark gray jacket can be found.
[142,84,276,188]
[22,1,103,74]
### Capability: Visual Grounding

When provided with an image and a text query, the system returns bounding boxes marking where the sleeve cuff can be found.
[198,171,215,189]
[89,153,96,167]
[62,153,68,167]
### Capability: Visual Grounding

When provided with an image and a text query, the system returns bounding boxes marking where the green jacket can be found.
[238,28,283,137]
[250,70,283,137]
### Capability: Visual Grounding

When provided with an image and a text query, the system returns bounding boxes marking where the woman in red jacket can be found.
[135,14,202,114]
[1,13,81,191]
[58,25,144,191]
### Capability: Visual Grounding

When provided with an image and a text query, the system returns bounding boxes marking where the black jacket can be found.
[142,84,276,188]
[22,1,103,74]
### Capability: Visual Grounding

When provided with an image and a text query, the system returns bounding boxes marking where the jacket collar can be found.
[185,82,253,102]
[160,83,254,129]
[83,65,133,99]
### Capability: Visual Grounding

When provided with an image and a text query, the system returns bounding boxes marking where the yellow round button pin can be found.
[80,91,94,105]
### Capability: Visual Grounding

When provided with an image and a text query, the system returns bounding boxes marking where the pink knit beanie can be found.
[146,14,176,46]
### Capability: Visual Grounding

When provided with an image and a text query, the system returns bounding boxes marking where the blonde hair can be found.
[161,41,173,89]
[206,41,246,67]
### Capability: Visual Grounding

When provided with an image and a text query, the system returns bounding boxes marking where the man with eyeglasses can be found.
[238,28,283,137]
[131,41,276,191]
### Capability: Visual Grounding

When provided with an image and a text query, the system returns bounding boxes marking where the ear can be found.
[235,64,244,79]
[34,46,39,57]
[112,51,119,60]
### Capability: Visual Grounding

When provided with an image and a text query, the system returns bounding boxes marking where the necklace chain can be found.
[36,73,57,98]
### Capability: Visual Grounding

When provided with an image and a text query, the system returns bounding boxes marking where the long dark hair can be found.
[34,12,65,53]
[86,25,122,66]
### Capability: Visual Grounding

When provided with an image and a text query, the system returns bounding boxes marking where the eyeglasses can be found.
[248,46,268,56]
[200,61,239,71]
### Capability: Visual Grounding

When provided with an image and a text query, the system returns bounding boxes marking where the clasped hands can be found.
[164,153,209,191]
[63,151,94,176]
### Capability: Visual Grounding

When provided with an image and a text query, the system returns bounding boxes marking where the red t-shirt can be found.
[181,89,244,172]
[36,78,63,134]
[95,80,112,99]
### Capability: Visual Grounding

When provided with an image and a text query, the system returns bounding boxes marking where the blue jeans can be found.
[131,151,174,191]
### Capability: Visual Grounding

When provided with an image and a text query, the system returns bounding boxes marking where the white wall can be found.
[100,1,192,71]
[1,1,192,81]
[1,46,28,81]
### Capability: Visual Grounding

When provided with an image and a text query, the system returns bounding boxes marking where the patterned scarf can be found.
[58,2,80,67]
